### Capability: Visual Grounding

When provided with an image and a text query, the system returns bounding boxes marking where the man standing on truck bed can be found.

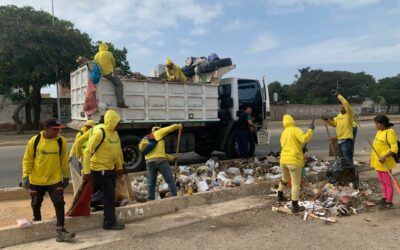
[165,58,187,82]
[236,107,257,159]
[21,118,75,242]
[94,42,128,108]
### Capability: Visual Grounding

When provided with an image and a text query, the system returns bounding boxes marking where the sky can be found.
[1,0,400,97]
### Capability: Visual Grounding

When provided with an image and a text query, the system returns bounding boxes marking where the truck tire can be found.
[194,135,214,157]
[121,135,145,172]
[197,58,232,74]
[225,131,255,159]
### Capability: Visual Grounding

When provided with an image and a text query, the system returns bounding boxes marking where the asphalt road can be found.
[0,121,380,188]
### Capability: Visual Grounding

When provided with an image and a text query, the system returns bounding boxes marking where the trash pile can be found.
[271,180,379,223]
[130,155,307,202]
[181,53,233,79]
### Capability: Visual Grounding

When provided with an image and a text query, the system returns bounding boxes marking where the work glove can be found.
[321,115,329,121]
[83,174,91,183]
[21,177,30,190]
[62,178,69,189]
[308,123,315,130]
[68,157,73,162]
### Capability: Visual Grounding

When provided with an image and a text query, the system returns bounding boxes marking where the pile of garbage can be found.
[272,181,379,222]
[181,53,233,78]
[130,155,309,202]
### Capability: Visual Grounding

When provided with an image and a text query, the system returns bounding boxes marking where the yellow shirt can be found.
[280,114,314,167]
[83,110,123,174]
[370,128,398,171]
[166,64,187,82]
[69,127,89,158]
[328,95,354,140]
[139,124,181,161]
[22,131,69,185]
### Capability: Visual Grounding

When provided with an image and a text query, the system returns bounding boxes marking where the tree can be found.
[372,75,400,114]
[288,68,375,104]
[268,81,289,104]
[0,5,92,133]
[91,41,131,76]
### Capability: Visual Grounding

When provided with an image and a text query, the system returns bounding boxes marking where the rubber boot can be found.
[56,227,75,242]
[291,200,305,213]
[277,191,287,202]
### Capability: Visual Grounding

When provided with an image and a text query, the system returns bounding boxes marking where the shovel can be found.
[174,126,183,180]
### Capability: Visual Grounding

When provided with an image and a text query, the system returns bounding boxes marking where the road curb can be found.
[0,171,327,248]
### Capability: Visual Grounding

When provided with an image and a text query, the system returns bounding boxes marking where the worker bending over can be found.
[165,58,187,82]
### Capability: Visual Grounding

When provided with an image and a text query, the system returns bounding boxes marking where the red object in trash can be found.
[340,195,352,205]
[83,78,98,117]
[66,179,92,217]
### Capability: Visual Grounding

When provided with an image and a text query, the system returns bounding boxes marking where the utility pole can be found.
[52,0,61,122]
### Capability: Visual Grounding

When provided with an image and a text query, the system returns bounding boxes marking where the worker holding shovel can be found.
[370,115,398,210]
[278,114,314,213]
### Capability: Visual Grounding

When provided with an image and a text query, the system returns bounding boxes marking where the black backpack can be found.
[385,132,400,163]
[33,134,63,158]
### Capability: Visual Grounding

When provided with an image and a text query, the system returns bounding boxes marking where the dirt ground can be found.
[0,193,74,228]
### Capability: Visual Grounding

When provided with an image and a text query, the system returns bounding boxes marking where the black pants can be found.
[91,170,117,228]
[30,182,65,227]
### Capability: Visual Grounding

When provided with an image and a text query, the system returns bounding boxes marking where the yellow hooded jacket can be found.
[166,64,187,82]
[280,114,314,167]
[139,124,182,161]
[69,125,92,158]
[22,131,69,185]
[75,123,105,159]
[94,43,116,75]
[327,95,354,140]
[370,128,398,171]
[83,110,123,174]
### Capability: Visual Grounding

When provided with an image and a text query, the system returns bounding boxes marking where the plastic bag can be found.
[326,158,359,188]
[83,78,98,116]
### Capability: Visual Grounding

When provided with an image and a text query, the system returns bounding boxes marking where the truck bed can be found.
[70,66,219,124]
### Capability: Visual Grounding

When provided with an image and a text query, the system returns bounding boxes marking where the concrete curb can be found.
[0,171,328,248]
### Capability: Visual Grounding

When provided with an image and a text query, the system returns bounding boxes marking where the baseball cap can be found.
[45,118,66,129]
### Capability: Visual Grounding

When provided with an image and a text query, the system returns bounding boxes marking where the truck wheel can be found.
[121,135,145,172]
[225,132,256,158]
[194,145,214,157]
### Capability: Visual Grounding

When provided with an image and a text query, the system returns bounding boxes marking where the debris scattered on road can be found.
[16,218,32,228]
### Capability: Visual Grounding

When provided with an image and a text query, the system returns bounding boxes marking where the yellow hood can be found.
[165,58,173,65]
[99,42,109,51]
[104,110,121,131]
[283,114,295,128]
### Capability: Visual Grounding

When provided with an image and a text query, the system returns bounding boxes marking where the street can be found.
[0,121,379,188]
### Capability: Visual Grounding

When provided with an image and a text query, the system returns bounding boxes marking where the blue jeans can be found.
[236,129,249,159]
[338,139,354,163]
[146,160,177,201]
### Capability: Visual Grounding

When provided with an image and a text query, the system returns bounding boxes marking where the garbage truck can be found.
[69,64,270,171]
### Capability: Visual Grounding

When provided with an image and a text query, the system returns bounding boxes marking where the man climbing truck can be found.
[70,64,270,172]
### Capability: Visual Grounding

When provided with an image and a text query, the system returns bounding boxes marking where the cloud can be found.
[266,0,381,14]
[247,33,279,54]
[0,0,222,43]
[265,33,400,66]
[222,19,252,32]
[191,26,208,36]
[179,39,196,47]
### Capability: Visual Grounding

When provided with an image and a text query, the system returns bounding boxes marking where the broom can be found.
[174,126,183,180]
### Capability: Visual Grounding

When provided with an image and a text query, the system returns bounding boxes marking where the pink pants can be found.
[377,170,393,203]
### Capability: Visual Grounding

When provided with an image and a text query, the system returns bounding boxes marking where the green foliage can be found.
[287,68,376,104]
[372,75,400,112]
[0,5,92,94]
[268,81,289,103]
[91,41,131,75]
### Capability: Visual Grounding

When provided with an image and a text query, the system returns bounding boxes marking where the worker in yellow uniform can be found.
[94,42,128,108]
[69,119,96,161]
[370,115,398,210]
[139,124,182,200]
[278,114,314,213]
[165,58,187,82]
[21,119,75,242]
[323,94,355,163]
[82,110,125,230]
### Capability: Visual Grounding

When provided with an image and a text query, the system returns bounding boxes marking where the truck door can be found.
[237,79,263,126]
